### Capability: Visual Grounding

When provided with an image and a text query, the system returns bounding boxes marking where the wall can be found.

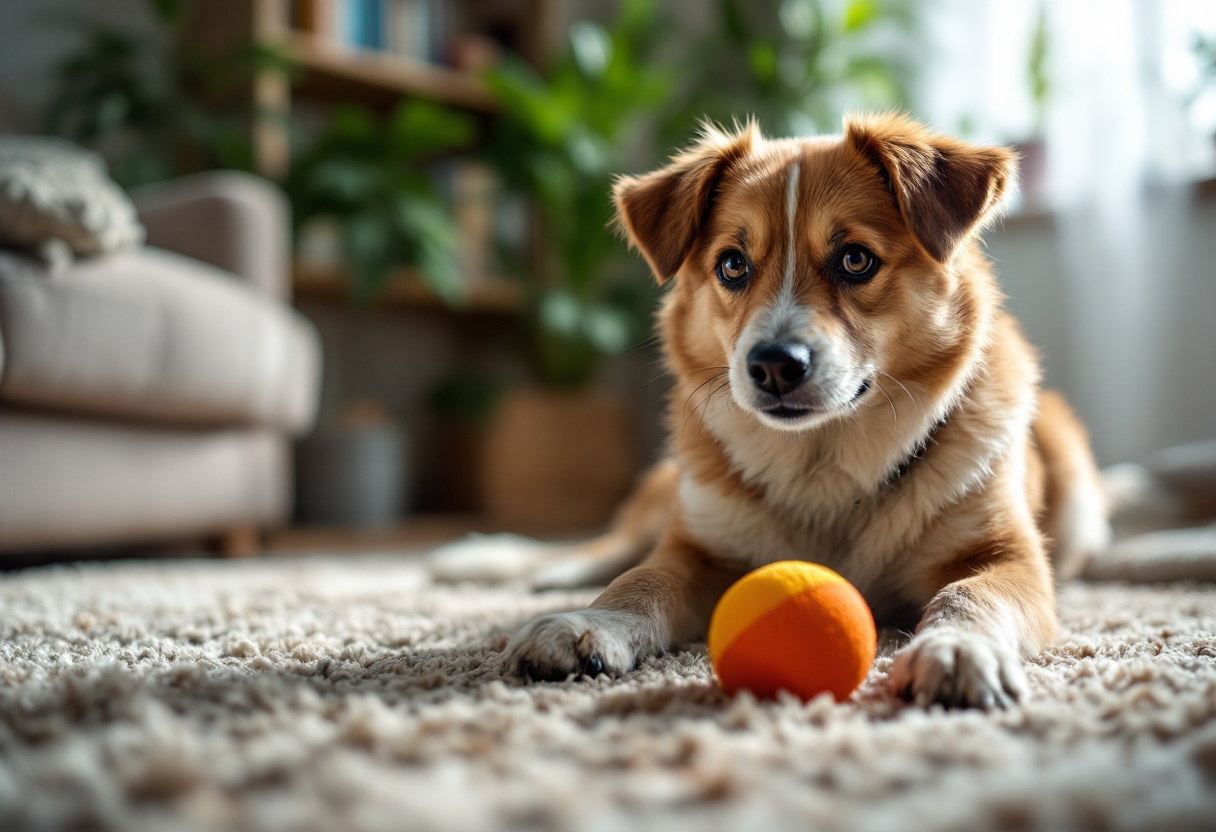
[989,182,1216,465]
[0,0,156,133]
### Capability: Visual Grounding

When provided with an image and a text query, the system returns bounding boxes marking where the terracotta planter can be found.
[481,388,638,534]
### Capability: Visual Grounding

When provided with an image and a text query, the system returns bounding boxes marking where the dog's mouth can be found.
[758,379,872,421]
[760,403,814,420]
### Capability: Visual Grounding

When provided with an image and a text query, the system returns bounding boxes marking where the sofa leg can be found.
[219,524,260,558]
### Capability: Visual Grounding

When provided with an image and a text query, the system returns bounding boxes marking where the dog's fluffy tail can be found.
[427,460,680,590]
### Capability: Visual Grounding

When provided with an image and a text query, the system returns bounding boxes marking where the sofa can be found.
[0,171,321,554]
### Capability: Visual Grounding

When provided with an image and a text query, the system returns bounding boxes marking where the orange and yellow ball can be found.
[708,561,877,702]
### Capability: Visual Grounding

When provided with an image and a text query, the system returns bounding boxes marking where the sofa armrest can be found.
[130,171,290,300]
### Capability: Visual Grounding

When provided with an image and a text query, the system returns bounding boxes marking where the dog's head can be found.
[614,113,1015,432]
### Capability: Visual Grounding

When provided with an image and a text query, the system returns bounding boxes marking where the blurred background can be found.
[0,0,1213,559]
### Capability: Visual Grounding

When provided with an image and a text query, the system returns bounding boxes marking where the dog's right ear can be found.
[613,123,758,284]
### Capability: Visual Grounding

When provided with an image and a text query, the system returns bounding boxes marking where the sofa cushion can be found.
[0,247,320,432]
[0,412,289,552]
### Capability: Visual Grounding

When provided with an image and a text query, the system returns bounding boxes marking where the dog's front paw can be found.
[503,610,646,682]
[889,628,1027,710]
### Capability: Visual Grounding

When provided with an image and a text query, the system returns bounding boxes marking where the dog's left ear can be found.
[845,114,1016,264]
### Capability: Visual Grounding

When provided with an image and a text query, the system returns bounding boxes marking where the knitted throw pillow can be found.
[0,137,144,261]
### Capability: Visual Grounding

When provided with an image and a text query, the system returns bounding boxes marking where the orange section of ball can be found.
[708,562,877,702]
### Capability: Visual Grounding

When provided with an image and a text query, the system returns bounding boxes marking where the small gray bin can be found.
[295,421,408,528]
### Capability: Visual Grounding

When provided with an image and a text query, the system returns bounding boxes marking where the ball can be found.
[707,561,877,702]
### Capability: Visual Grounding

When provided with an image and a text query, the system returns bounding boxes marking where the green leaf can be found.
[780,0,818,40]
[389,100,476,160]
[147,0,185,25]
[748,42,779,85]
[843,0,879,33]
[570,21,613,78]
[539,290,583,339]
[719,0,749,45]
[415,237,465,306]
[582,303,632,355]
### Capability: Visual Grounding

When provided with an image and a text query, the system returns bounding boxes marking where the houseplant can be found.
[474,0,671,531]
[41,0,289,187]
[285,100,477,304]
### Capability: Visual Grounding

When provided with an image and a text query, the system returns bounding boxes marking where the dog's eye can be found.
[838,245,880,281]
[717,250,751,288]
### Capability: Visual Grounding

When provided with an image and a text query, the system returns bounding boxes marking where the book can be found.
[341,0,385,51]
[386,0,431,62]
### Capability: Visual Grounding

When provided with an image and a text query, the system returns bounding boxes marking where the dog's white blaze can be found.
[782,161,800,301]
[751,160,806,340]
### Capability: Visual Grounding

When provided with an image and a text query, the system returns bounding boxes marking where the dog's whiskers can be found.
[877,371,920,409]
[680,371,729,438]
[873,378,899,432]
[695,378,732,446]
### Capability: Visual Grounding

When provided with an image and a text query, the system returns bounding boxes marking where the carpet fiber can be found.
[1,555,1215,832]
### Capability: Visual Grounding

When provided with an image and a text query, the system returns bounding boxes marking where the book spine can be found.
[386,0,430,61]
[342,0,386,50]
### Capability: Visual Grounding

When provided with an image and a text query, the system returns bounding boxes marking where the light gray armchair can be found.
[0,171,321,555]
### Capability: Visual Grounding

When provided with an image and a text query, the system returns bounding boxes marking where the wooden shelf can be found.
[283,33,498,113]
[292,260,523,313]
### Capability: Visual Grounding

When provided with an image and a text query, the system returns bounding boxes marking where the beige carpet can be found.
[1,555,1215,832]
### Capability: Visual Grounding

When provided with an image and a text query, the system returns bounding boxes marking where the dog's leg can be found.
[890,543,1055,709]
[504,530,743,681]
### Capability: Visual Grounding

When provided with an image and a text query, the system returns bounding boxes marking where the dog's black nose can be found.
[747,343,812,396]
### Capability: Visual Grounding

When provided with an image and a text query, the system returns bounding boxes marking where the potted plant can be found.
[475,0,671,532]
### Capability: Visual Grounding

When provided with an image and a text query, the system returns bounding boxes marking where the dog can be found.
[485,113,1111,709]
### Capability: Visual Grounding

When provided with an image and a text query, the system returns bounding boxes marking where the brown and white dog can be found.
[494,113,1111,709]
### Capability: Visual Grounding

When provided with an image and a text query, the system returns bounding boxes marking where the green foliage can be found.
[482,0,670,387]
[285,102,477,304]
[1193,32,1216,99]
[661,0,916,143]
[1028,3,1050,132]
[428,373,506,427]
[41,0,290,187]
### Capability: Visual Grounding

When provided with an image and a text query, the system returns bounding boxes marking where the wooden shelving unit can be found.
[292,260,522,313]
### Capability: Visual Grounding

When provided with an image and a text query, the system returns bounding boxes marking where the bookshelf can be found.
[182,0,558,304]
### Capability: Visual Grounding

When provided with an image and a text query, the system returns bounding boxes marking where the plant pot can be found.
[296,414,408,529]
[480,388,638,534]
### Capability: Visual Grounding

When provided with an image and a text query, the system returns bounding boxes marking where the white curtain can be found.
[917,0,1216,464]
